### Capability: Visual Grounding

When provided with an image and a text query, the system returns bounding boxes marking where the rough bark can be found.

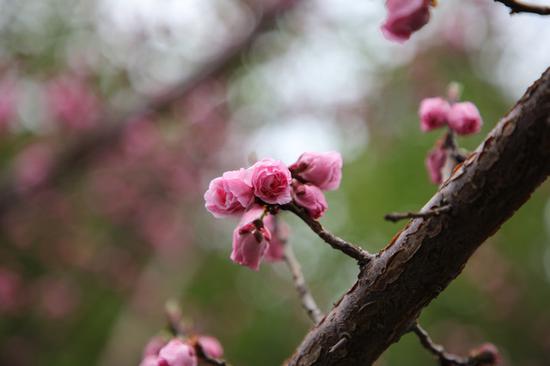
[287,68,550,365]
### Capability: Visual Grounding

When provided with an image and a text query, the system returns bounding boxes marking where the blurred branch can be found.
[281,202,373,264]
[286,67,550,365]
[284,241,324,324]
[0,0,300,219]
[495,0,550,14]
[411,323,495,366]
[384,205,451,223]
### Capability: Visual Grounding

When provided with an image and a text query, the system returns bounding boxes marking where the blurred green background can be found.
[0,0,549,365]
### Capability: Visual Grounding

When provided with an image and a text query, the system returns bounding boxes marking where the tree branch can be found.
[494,0,550,15]
[0,0,299,219]
[384,205,451,223]
[284,241,324,324]
[286,67,550,365]
[281,202,373,264]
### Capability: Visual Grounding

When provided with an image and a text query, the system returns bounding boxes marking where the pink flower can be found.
[204,169,253,218]
[230,205,271,271]
[140,355,160,366]
[289,152,342,191]
[419,97,450,132]
[197,336,224,359]
[249,159,292,204]
[157,339,197,366]
[143,336,167,357]
[292,183,328,219]
[447,102,482,135]
[425,144,446,185]
[263,215,289,262]
[381,0,431,43]
[47,75,100,130]
[14,143,54,193]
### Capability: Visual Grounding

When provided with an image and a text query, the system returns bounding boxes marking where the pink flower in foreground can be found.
[263,215,289,262]
[249,159,292,204]
[381,0,431,43]
[419,97,450,132]
[292,183,328,219]
[198,336,224,359]
[447,102,482,135]
[204,169,253,218]
[290,152,342,191]
[425,144,446,185]
[230,205,271,271]
[157,339,197,366]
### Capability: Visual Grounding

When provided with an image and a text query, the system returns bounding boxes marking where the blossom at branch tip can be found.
[419,97,450,132]
[447,102,483,135]
[292,182,328,220]
[381,0,431,43]
[289,151,342,191]
[425,143,446,185]
[197,335,224,359]
[249,158,292,204]
[230,205,271,271]
[157,339,197,366]
[204,169,253,218]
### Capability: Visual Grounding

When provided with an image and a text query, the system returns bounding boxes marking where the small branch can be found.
[196,344,229,366]
[384,205,451,223]
[494,0,550,15]
[411,323,497,366]
[284,241,324,324]
[281,203,373,264]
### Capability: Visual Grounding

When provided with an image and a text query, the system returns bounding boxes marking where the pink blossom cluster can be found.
[140,336,223,366]
[204,152,342,270]
[419,97,483,135]
[381,0,432,43]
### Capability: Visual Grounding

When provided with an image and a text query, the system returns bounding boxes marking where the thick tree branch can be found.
[0,1,298,219]
[284,241,324,324]
[281,202,373,264]
[286,68,550,365]
[495,0,550,15]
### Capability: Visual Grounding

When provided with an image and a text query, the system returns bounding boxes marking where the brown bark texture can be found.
[287,67,550,365]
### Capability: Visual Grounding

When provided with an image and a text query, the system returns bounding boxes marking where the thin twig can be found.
[281,202,373,264]
[283,242,324,324]
[411,323,497,366]
[494,0,550,15]
[384,205,451,223]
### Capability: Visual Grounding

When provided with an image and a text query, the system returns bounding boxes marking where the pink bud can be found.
[289,152,342,191]
[230,205,271,271]
[197,336,224,359]
[419,97,450,132]
[292,183,328,219]
[469,343,501,365]
[447,102,482,135]
[263,215,289,262]
[143,336,167,357]
[249,159,292,205]
[425,144,446,185]
[204,169,253,218]
[381,0,431,43]
[157,339,197,366]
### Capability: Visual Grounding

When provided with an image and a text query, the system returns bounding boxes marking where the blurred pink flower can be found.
[290,152,342,191]
[140,355,160,366]
[263,215,289,262]
[0,79,17,132]
[35,277,79,319]
[197,336,223,359]
[157,339,197,366]
[47,75,100,130]
[14,143,54,192]
[0,268,22,314]
[204,169,253,218]
[425,143,446,185]
[249,159,292,205]
[381,0,431,43]
[230,205,271,271]
[419,97,450,132]
[448,102,483,135]
[292,183,328,219]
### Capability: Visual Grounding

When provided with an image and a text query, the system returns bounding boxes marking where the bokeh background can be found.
[0,0,549,365]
